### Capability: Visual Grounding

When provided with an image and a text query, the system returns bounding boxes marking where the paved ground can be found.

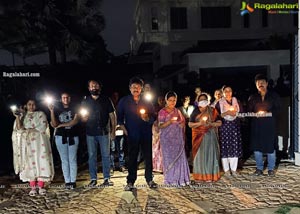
[0,158,300,214]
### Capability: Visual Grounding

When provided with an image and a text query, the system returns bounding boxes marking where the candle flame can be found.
[140,109,146,114]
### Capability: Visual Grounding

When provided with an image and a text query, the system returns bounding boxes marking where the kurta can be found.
[216,98,243,158]
[11,111,54,182]
[248,90,281,153]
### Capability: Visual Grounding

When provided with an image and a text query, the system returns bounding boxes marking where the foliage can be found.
[0,0,109,64]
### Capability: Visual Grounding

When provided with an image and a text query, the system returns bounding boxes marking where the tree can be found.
[0,0,109,65]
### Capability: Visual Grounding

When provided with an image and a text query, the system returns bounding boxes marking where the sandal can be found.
[124,183,133,191]
[38,188,47,196]
[29,188,37,196]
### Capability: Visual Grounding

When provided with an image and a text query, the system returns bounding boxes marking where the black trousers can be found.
[126,134,153,184]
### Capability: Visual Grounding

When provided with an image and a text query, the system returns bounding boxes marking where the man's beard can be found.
[90,89,100,95]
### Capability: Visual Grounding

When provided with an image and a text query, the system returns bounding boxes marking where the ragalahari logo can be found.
[240,1,255,16]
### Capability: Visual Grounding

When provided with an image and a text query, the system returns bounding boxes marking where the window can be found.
[170,7,187,30]
[151,7,158,30]
[243,13,250,28]
[201,7,231,28]
[262,9,268,27]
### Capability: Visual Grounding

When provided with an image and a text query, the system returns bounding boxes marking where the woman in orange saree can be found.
[188,93,222,182]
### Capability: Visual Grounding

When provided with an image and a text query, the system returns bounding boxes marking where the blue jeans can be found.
[110,136,125,168]
[55,136,79,183]
[86,135,110,180]
[254,150,276,171]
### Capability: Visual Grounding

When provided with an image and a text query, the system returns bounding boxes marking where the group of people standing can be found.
[11,73,281,196]
[152,73,281,185]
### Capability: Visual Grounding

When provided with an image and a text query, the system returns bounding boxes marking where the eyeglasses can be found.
[130,85,142,90]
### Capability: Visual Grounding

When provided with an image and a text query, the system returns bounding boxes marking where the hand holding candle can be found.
[44,96,54,105]
[172,116,178,121]
[140,108,146,115]
[228,106,237,116]
[139,108,149,122]
[10,105,20,116]
[10,105,17,112]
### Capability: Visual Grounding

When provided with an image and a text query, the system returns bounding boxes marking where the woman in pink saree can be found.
[158,91,190,186]
[189,93,222,182]
[152,96,165,173]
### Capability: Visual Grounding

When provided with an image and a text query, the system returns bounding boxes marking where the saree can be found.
[11,111,54,182]
[152,120,163,172]
[158,108,190,185]
[191,107,220,182]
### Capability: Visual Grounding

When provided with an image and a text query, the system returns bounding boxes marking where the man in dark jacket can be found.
[248,74,281,176]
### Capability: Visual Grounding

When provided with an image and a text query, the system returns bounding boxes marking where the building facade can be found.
[130,0,297,92]
[130,0,298,160]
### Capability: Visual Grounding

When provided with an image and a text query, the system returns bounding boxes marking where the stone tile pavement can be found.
[0,159,300,214]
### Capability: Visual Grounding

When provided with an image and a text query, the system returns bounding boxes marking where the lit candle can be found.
[172,116,178,121]
[80,108,89,117]
[140,108,146,115]
[202,116,208,122]
[257,110,265,115]
[229,106,235,111]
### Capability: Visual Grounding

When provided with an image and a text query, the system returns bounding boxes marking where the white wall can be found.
[186,50,290,81]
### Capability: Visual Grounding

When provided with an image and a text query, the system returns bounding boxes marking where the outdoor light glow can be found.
[80,108,88,117]
[140,108,146,114]
[45,96,54,105]
[144,92,153,101]
[116,130,124,136]
[10,105,17,111]
[202,116,208,121]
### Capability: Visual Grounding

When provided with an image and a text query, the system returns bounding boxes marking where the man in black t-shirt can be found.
[81,80,116,187]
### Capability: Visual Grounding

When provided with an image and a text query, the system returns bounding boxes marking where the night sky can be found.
[102,0,136,55]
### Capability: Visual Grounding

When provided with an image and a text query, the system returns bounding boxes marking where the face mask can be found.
[198,100,209,107]
[90,89,100,95]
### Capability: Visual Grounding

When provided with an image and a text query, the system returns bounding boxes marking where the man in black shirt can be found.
[248,74,281,177]
[81,80,116,186]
